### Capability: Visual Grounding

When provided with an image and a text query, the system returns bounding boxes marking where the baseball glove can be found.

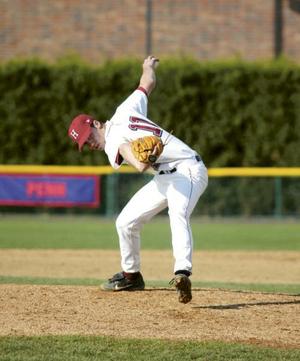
[131,135,163,164]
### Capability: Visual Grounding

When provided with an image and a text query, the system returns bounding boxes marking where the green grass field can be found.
[0,215,299,360]
[0,215,299,250]
[0,336,299,361]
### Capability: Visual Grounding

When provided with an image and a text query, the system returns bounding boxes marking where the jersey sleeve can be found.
[104,127,127,170]
[115,87,148,117]
[105,141,124,169]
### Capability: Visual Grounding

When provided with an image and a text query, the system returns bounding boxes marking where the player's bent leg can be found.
[115,179,167,273]
[115,213,143,274]
[101,179,167,292]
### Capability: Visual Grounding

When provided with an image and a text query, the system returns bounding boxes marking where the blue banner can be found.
[0,174,100,207]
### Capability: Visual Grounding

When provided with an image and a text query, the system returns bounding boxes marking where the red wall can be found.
[0,0,299,63]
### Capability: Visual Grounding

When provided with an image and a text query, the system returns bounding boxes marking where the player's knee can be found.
[115,213,132,232]
[115,214,126,231]
[116,213,141,233]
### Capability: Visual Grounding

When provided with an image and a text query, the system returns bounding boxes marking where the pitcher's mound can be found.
[1,284,299,348]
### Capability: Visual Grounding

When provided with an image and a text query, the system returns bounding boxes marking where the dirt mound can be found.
[1,284,299,348]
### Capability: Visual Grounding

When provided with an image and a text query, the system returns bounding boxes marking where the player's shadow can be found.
[192,300,300,310]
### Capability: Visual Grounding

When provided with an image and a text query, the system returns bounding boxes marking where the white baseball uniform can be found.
[104,87,208,274]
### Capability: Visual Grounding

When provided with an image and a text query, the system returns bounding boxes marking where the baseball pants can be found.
[115,159,208,274]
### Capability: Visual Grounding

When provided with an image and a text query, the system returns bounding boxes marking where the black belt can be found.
[158,155,202,175]
[159,168,177,175]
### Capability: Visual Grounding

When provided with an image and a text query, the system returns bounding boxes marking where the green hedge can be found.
[0,58,300,167]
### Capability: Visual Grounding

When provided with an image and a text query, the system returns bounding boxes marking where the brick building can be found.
[0,0,300,63]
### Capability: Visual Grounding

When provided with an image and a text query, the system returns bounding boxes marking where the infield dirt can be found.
[0,249,299,284]
[0,250,299,348]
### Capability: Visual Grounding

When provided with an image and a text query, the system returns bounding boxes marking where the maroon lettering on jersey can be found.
[129,116,162,137]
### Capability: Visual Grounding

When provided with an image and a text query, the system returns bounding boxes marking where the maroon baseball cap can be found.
[68,114,94,151]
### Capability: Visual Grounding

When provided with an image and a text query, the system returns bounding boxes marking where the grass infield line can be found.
[0,335,299,361]
[0,275,299,295]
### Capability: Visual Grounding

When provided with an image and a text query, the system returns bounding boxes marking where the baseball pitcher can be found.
[68,55,208,303]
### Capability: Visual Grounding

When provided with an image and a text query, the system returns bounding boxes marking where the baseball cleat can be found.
[101,271,145,292]
[170,274,192,304]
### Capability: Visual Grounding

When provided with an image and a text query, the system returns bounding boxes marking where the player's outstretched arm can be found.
[139,55,159,96]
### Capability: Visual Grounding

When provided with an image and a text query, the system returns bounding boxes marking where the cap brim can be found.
[77,127,92,151]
